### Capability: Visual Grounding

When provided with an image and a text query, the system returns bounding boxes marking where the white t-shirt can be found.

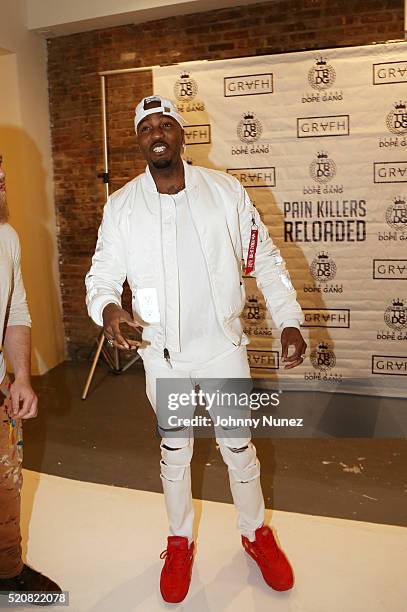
[145,189,239,365]
[0,223,31,382]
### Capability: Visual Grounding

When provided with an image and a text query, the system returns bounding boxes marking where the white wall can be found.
[0,0,65,374]
[26,0,262,35]
[27,0,190,24]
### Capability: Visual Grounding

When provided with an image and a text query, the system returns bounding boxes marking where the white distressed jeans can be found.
[141,346,265,543]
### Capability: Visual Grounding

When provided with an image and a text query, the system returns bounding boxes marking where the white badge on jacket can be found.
[136,288,161,324]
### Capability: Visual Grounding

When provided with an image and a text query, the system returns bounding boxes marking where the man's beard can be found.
[151,157,172,170]
[0,192,9,223]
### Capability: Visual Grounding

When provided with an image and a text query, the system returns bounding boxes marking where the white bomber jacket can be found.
[85,161,303,351]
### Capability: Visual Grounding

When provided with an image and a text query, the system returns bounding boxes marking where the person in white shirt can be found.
[0,157,61,598]
[86,96,307,604]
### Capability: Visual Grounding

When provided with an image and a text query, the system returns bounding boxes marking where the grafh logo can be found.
[386,101,407,135]
[237,112,262,143]
[245,295,265,321]
[385,197,407,232]
[174,72,198,101]
[373,61,407,85]
[310,252,337,283]
[309,151,337,183]
[310,342,336,371]
[308,57,336,90]
[384,298,407,331]
[248,350,279,369]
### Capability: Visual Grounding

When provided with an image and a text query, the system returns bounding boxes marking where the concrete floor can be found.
[23,360,407,528]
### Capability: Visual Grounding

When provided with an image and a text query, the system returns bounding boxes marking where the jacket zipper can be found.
[158,192,173,368]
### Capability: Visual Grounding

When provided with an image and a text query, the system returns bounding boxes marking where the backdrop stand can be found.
[81,332,141,400]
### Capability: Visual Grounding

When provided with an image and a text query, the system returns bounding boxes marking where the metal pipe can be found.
[99,66,159,76]
[98,58,211,77]
[98,40,406,78]
[100,74,109,201]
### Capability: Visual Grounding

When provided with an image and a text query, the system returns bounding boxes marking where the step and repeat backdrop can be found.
[153,42,406,397]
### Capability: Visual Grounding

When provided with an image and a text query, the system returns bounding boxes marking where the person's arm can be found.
[85,197,127,325]
[85,197,144,349]
[3,325,37,418]
[3,234,37,417]
[237,185,306,368]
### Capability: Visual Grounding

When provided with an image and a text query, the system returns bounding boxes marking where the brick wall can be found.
[47,0,405,359]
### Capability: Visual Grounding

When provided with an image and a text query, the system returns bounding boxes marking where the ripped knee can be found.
[218,441,260,483]
[160,440,193,482]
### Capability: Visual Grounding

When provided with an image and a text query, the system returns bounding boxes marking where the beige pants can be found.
[0,373,23,579]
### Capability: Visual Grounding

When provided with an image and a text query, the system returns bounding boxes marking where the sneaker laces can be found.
[254,528,279,563]
[160,547,190,574]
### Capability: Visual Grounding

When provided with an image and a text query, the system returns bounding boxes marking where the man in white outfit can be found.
[86,96,306,603]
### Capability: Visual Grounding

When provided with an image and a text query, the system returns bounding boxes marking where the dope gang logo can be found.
[308,57,336,90]
[243,296,272,337]
[309,151,337,183]
[174,72,198,101]
[244,295,266,321]
[386,101,407,135]
[304,251,343,295]
[237,112,262,143]
[384,298,407,331]
[310,342,336,371]
[310,252,337,282]
[378,196,407,242]
[386,197,407,232]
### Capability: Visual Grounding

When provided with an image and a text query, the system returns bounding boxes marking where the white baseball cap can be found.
[134,95,186,132]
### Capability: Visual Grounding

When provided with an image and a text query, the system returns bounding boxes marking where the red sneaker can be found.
[242,525,294,591]
[160,536,194,603]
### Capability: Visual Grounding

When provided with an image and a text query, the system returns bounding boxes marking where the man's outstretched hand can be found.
[102,303,147,350]
[281,327,307,369]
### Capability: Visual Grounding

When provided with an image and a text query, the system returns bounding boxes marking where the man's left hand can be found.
[281,327,307,369]
[9,377,38,419]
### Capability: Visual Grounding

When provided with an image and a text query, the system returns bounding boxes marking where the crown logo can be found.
[248,295,258,303]
[392,298,405,308]
[317,151,328,159]
[318,342,329,351]
[316,56,327,66]
[394,196,406,206]
[180,72,190,79]
[394,101,406,110]
[317,251,329,259]
[244,112,254,120]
